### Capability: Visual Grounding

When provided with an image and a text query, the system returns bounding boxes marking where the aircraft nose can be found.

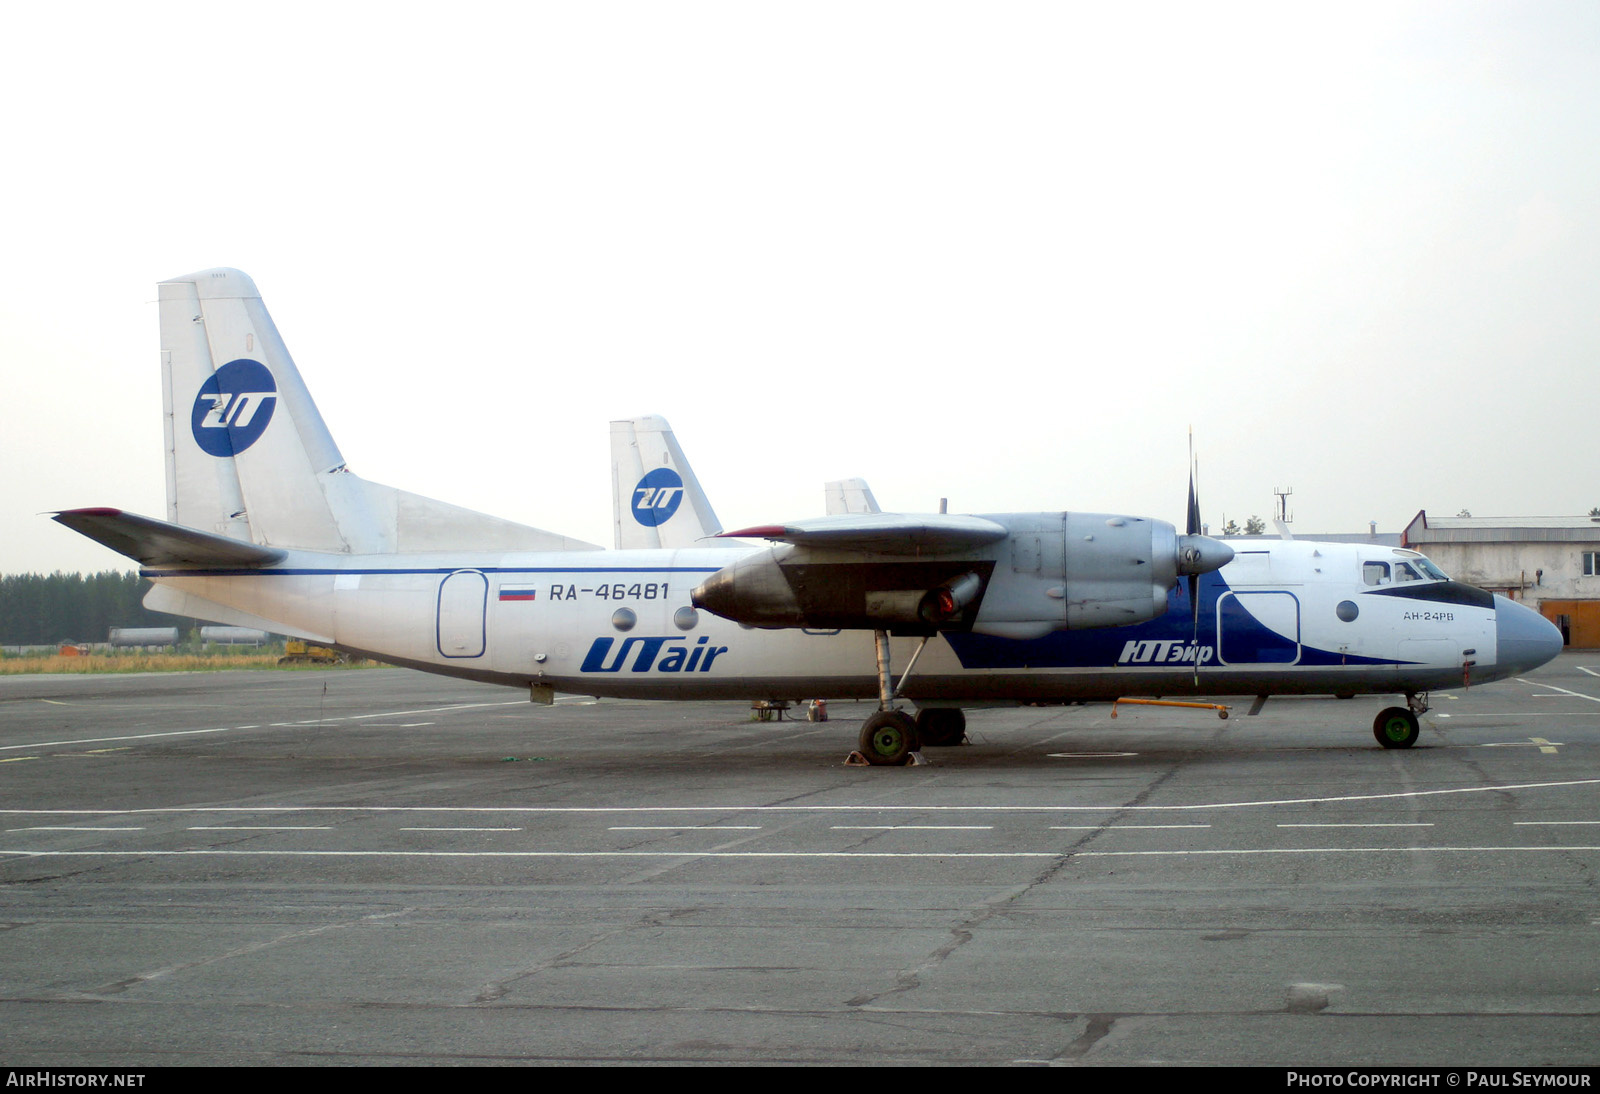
[1494,595,1563,674]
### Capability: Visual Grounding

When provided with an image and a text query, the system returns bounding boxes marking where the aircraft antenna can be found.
[1273,486,1293,524]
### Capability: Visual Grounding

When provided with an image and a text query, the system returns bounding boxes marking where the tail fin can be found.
[824,477,881,515]
[610,415,734,549]
[159,268,596,553]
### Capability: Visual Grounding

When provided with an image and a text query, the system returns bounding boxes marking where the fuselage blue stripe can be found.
[139,566,725,578]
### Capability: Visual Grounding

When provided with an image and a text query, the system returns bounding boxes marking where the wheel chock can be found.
[844,750,933,767]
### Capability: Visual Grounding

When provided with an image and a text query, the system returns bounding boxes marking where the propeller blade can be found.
[1187,433,1201,537]
[1187,431,1202,684]
[1189,571,1201,687]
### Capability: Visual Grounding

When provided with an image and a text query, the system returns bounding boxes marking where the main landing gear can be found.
[858,709,919,765]
[1372,693,1429,749]
[853,631,965,765]
[856,707,966,763]
[915,707,967,747]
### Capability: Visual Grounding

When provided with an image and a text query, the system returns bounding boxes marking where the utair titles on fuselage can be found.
[53,269,1563,765]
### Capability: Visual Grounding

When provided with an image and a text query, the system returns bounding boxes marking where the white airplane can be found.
[56,269,1563,765]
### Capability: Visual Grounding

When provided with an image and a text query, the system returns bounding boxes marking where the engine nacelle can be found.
[689,512,1232,638]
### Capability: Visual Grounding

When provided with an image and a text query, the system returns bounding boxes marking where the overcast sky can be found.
[5,1,1599,574]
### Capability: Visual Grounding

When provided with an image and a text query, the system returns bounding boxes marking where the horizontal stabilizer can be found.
[52,508,286,568]
[719,513,1009,555]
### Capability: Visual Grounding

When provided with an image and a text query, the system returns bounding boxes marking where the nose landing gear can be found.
[1373,693,1428,749]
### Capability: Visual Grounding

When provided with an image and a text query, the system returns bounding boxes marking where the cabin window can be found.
[1363,561,1391,586]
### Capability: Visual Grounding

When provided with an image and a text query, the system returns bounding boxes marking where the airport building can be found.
[1403,511,1600,647]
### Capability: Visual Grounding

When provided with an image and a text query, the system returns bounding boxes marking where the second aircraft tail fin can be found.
[610,416,734,549]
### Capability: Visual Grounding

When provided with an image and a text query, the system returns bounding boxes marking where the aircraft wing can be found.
[719,513,1009,555]
[698,510,1233,637]
[53,508,287,568]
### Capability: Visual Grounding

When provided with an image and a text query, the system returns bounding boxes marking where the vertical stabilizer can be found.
[610,416,733,549]
[159,268,598,554]
[161,268,379,551]
[825,478,882,515]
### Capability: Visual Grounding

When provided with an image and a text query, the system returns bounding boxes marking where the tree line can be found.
[0,572,196,646]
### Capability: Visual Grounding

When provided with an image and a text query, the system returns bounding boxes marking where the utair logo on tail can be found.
[191,358,278,456]
[631,467,685,526]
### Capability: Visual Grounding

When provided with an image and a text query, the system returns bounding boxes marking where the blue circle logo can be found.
[191,359,278,457]
[631,468,685,526]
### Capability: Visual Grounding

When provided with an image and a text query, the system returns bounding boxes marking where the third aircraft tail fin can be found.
[824,477,882,516]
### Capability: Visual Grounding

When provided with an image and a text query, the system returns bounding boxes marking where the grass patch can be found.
[0,652,380,675]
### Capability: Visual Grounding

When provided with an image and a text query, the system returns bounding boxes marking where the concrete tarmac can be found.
[1,656,1597,1065]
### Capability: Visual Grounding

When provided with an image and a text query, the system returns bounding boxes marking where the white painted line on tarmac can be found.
[188,826,331,831]
[1,845,1597,861]
[0,699,526,753]
[1278,823,1432,828]
[1513,820,1600,826]
[0,726,250,751]
[609,826,763,831]
[1520,679,1600,703]
[1049,824,1211,830]
[1075,846,1600,858]
[830,825,993,831]
[338,701,526,721]
[1477,738,1563,753]
[400,826,523,832]
[0,778,1595,816]
[9,826,145,832]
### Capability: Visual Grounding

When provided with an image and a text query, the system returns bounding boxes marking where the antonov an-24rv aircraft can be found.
[55,269,1563,765]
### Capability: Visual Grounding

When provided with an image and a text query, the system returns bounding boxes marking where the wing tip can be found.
[718,525,787,540]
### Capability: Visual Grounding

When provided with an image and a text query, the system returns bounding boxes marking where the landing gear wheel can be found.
[915,708,966,747]
[859,711,919,766]
[1373,707,1420,749]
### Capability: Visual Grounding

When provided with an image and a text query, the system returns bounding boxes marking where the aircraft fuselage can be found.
[143,536,1554,705]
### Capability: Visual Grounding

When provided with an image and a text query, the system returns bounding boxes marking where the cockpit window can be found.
[1414,557,1449,581]
[1363,561,1390,586]
[1394,561,1423,583]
